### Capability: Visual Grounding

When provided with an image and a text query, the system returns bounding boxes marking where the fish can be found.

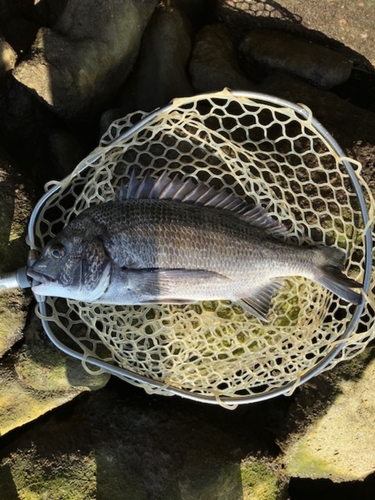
[27,171,362,321]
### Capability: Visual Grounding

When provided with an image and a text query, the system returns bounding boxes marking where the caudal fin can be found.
[315,247,362,305]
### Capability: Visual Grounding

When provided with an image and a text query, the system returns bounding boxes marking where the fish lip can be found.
[27,268,55,285]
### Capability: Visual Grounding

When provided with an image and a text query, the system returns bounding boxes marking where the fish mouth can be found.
[27,268,55,284]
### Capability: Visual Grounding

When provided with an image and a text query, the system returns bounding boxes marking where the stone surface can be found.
[13,0,158,120]
[101,2,194,133]
[189,23,254,93]
[0,75,73,186]
[267,0,375,68]
[239,29,353,89]
[284,355,375,482]
[0,147,32,356]
[217,0,373,73]
[0,381,288,499]
[47,127,91,178]
[0,311,110,436]
[0,37,17,76]
[174,0,218,30]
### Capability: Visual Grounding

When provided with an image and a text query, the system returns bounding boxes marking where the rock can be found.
[33,0,69,26]
[189,23,255,93]
[0,147,33,356]
[0,76,70,185]
[216,1,372,71]
[239,29,353,89]
[257,0,375,68]
[0,311,110,436]
[47,128,91,178]
[0,37,17,76]
[0,382,288,498]
[101,1,194,132]
[283,355,375,482]
[13,0,158,121]
[174,0,217,30]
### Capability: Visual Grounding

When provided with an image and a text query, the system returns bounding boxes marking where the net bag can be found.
[28,90,375,408]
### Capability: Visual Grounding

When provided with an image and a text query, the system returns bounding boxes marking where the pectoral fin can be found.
[236,281,283,322]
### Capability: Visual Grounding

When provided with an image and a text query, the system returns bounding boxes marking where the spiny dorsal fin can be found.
[119,172,285,235]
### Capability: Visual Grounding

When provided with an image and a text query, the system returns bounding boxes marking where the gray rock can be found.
[33,0,68,26]
[0,37,17,76]
[189,24,255,93]
[239,29,353,89]
[13,0,158,120]
[216,1,371,72]
[105,2,194,125]
[48,128,90,178]
[256,0,375,70]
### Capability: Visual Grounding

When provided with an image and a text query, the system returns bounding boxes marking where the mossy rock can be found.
[0,291,29,356]
[241,459,287,500]
[0,447,97,500]
[283,357,375,482]
[0,149,34,355]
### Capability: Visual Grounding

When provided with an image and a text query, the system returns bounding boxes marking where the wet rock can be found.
[101,2,193,133]
[0,37,17,76]
[189,23,254,93]
[0,147,33,356]
[239,29,353,89]
[13,0,158,121]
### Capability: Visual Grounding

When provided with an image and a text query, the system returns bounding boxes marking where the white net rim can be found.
[27,90,374,406]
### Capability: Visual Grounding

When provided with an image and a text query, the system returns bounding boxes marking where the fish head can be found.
[28,230,111,301]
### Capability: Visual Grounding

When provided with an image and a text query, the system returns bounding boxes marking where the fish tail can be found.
[314,246,362,305]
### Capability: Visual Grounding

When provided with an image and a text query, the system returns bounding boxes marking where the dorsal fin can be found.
[119,172,286,235]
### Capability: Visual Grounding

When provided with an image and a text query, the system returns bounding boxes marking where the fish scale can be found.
[96,200,259,272]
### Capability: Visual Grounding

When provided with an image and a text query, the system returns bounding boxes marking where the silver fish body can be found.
[28,172,362,321]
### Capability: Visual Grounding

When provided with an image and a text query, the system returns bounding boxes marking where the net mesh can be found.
[31,90,375,405]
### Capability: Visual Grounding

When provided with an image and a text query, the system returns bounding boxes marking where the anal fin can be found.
[236,280,283,322]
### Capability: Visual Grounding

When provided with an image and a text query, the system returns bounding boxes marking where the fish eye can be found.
[49,244,66,259]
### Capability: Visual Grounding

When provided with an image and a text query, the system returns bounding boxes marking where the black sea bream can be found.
[28,172,362,321]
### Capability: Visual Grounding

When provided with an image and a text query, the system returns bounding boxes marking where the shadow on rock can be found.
[0,380,286,499]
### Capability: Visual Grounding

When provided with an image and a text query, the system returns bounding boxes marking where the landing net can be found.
[29,90,375,407]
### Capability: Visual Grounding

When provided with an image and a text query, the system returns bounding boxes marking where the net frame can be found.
[27,90,374,408]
